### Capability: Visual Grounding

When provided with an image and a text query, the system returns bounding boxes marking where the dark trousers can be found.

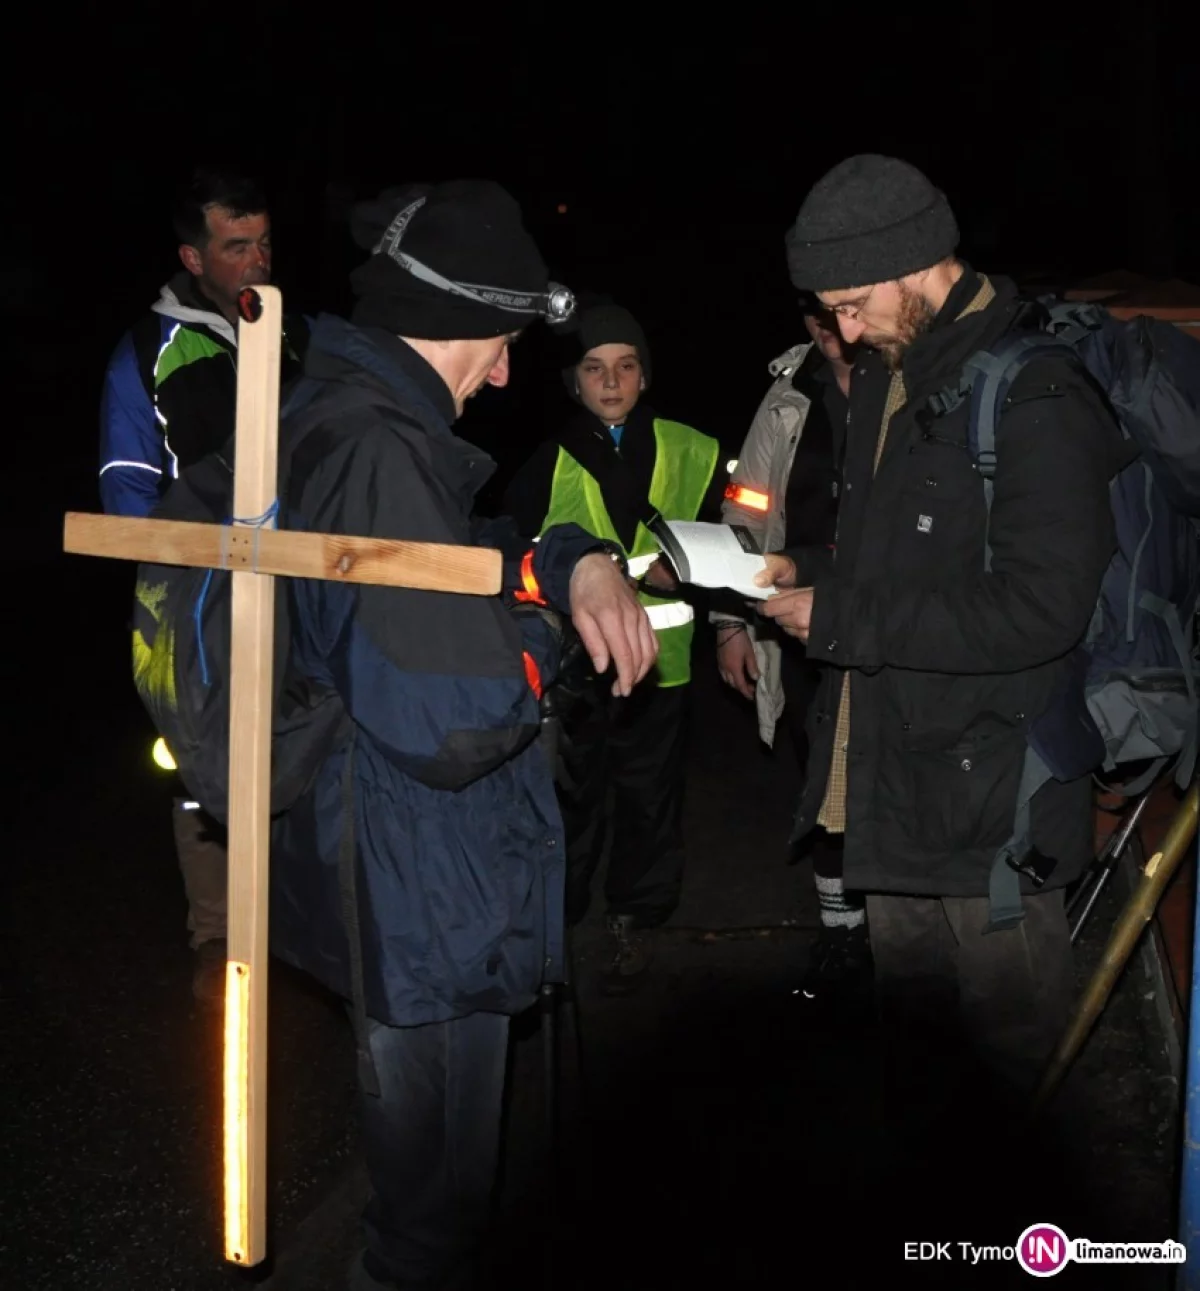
[358,1012,509,1290]
[811,829,846,884]
[866,890,1075,1095]
[779,639,822,784]
[782,644,853,894]
[561,682,689,926]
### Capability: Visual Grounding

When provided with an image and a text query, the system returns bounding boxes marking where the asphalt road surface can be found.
[2,537,1179,1290]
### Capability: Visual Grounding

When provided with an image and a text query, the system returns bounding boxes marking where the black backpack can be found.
[924,299,1200,929]
[130,383,388,822]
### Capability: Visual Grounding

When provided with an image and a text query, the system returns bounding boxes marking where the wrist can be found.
[533,524,621,612]
[579,540,629,580]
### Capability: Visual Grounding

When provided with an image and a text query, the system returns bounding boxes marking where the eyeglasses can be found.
[818,284,878,322]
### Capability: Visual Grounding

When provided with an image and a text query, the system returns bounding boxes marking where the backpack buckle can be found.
[973,449,998,480]
[1007,847,1057,887]
[926,387,963,419]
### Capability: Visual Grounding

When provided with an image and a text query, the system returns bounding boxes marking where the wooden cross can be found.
[65,286,502,1267]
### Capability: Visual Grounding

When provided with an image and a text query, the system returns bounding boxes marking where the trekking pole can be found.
[1032,779,1198,1117]
[1066,791,1144,920]
[1069,791,1154,942]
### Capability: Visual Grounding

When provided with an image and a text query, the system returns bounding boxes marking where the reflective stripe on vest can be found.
[644,600,695,630]
[539,418,719,686]
[626,552,660,578]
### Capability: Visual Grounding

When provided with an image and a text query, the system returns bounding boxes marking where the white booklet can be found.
[653,520,777,601]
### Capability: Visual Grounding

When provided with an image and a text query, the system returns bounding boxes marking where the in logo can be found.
[1016,1223,1070,1277]
[917,514,933,533]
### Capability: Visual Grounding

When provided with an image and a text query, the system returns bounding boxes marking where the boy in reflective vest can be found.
[504,303,722,991]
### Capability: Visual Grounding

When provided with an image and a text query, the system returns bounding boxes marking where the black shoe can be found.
[192,937,227,1007]
[598,914,652,996]
[793,923,872,1004]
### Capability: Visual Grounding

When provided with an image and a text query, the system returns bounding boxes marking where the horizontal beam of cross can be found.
[63,513,503,596]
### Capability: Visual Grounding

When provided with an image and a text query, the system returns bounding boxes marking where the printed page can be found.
[656,520,777,600]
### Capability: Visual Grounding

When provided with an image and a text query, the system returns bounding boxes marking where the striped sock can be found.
[814,873,866,930]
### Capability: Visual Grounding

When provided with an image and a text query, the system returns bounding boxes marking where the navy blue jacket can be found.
[270,316,602,1026]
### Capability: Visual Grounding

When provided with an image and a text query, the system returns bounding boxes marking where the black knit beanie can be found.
[560,302,652,395]
[348,180,560,339]
[785,155,959,292]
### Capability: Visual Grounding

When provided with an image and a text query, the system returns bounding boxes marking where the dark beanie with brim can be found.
[560,303,651,399]
[349,180,550,339]
[572,305,651,381]
[785,154,959,293]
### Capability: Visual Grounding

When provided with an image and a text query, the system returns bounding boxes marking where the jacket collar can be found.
[303,314,458,431]
[152,272,237,346]
[299,314,495,503]
[900,264,1022,396]
[562,398,657,452]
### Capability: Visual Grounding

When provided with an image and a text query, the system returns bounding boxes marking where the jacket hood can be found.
[768,341,812,381]
[763,341,816,415]
[151,272,236,346]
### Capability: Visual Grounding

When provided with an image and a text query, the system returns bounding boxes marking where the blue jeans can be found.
[358,1012,510,1290]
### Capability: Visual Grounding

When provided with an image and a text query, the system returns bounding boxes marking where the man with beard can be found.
[99,166,308,1004]
[754,155,1121,1097]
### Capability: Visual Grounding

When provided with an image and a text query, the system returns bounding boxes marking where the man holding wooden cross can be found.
[259,181,657,1291]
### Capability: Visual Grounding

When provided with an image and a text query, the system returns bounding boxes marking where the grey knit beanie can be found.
[785,155,959,292]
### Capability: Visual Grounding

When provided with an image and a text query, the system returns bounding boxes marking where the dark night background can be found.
[2,6,1197,1288]
[8,1,1200,536]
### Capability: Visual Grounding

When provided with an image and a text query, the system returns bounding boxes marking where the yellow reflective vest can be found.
[539,418,719,686]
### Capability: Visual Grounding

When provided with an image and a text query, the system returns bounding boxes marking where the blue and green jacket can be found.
[98,272,307,516]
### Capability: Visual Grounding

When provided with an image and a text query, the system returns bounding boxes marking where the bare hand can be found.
[758,588,815,642]
[716,627,759,700]
[754,553,798,590]
[641,555,679,593]
[569,553,659,696]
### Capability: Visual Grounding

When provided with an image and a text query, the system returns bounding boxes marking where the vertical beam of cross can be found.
[223,284,282,1266]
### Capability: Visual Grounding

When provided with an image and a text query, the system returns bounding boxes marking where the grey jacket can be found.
[714,342,815,746]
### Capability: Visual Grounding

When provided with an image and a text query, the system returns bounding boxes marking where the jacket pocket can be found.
[904,727,1026,854]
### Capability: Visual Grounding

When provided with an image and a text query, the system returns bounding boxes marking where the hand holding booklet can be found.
[651,520,778,601]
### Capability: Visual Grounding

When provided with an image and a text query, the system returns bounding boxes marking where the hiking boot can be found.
[192,937,227,1006]
[599,914,651,996]
[793,923,872,1005]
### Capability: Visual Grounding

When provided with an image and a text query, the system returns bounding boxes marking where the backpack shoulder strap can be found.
[965,334,1076,481]
[925,323,1080,572]
[932,301,1111,935]
[557,414,661,536]
[129,312,165,404]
